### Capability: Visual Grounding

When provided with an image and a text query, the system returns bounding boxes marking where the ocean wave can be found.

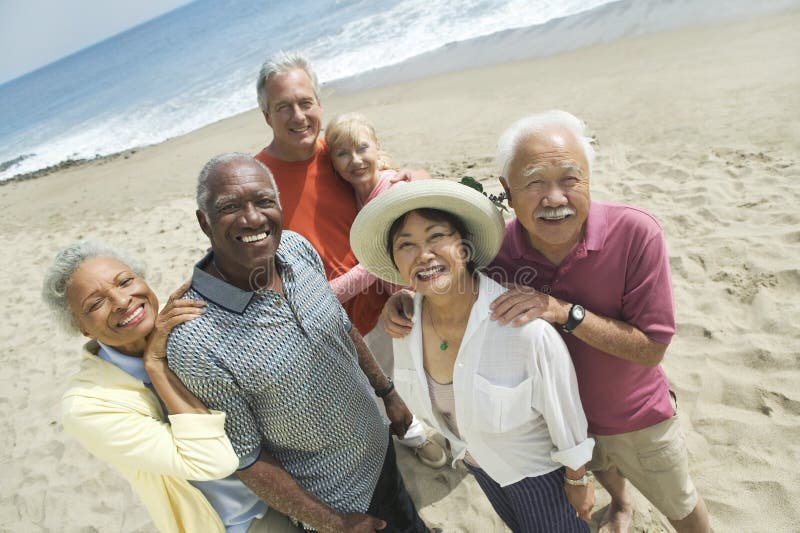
[2,0,797,182]
[0,0,621,181]
[308,0,611,83]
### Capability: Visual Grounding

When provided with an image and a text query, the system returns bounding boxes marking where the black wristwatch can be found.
[375,377,395,398]
[561,304,585,333]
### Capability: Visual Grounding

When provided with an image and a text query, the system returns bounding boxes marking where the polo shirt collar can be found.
[97,341,150,384]
[191,251,291,314]
[507,218,529,260]
[508,202,608,260]
[583,201,608,252]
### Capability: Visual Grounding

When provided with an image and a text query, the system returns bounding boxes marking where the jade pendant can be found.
[439,340,448,351]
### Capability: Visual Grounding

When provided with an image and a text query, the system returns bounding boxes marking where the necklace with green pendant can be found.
[426,306,450,351]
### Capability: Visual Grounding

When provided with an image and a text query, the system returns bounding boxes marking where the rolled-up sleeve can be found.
[530,322,595,470]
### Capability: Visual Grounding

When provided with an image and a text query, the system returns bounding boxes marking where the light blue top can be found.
[97,342,266,533]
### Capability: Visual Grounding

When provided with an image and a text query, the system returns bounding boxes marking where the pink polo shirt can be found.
[488,202,676,436]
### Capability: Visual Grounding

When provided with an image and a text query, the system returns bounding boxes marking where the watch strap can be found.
[375,377,395,398]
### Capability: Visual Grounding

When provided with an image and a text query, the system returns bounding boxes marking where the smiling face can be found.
[330,126,381,190]
[66,256,158,355]
[390,210,471,297]
[502,127,591,264]
[264,68,323,162]
[198,159,283,290]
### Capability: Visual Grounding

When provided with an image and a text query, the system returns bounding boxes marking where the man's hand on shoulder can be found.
[381,290,414,338]
[490,285,570,326]
[493,286,669,366]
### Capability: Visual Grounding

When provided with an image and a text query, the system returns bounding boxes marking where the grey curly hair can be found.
[42,240,146,335]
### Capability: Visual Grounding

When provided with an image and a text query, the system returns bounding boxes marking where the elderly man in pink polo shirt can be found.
[381,110,710,533]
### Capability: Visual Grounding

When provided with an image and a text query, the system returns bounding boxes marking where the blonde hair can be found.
[325,113,393,171]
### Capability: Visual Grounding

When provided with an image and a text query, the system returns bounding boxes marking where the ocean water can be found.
[0,0,796,181]
[0,0,614,181]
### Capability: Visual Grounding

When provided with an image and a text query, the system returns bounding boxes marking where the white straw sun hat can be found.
[350,179,505,285]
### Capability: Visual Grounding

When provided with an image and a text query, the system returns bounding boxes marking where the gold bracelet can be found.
[564,471,594,486]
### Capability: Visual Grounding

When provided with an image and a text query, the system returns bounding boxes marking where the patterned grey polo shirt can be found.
[167,231,389,514]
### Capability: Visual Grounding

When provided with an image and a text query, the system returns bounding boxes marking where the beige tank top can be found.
[424,370,478,467]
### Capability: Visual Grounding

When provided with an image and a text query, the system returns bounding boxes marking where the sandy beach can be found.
[1,7,799,532]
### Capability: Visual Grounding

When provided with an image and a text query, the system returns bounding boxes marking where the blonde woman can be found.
[325,113,447,469]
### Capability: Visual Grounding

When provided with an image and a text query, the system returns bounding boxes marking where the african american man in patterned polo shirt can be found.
[167,153,432,533]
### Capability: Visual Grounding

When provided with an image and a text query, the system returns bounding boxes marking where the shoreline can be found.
[0,148,142,187]
[2,8,799,532]
[4,0,800,184]
[328,0,800,93]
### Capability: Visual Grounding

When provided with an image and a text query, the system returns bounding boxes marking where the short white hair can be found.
[256,51,320,114]
[196,153,280,215]
[496,110,595,179]
[42,241,146,335]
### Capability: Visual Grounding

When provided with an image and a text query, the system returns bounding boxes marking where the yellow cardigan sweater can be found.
[61,341,239,533]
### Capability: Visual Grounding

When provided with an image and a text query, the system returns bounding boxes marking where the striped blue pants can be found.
[466,465,590,533]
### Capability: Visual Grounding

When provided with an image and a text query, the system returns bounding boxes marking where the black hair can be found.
[387,208,476,273]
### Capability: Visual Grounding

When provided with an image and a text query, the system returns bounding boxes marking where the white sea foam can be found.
[0,0,620,181]
[307,0,612,83]
[1,0,797,181]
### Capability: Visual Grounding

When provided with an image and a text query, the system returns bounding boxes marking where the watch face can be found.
[574,306,585,320]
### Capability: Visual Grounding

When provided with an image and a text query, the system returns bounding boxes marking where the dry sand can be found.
[1,9,798,533]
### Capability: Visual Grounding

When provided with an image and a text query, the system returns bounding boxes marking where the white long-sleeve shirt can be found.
[393,274,594,486]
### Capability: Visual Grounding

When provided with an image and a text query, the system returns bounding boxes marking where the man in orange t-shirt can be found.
[256,136,383,334]
[253,51,447,470]
[252,59,381,335]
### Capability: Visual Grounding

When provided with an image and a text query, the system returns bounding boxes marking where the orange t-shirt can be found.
[255,139,388,334]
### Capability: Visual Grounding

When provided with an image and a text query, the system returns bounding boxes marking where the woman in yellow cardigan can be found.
[43,241,269,533]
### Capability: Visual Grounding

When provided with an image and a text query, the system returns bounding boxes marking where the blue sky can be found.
[0,0,194,84]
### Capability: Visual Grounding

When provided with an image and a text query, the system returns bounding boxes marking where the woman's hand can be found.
[564,468,595,521]
[390,168,431,184]
[565,482,595,521]
[144,280,206,364]
[143,281,210,415]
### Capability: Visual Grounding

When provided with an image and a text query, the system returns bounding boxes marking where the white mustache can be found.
[535,206,576,219]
